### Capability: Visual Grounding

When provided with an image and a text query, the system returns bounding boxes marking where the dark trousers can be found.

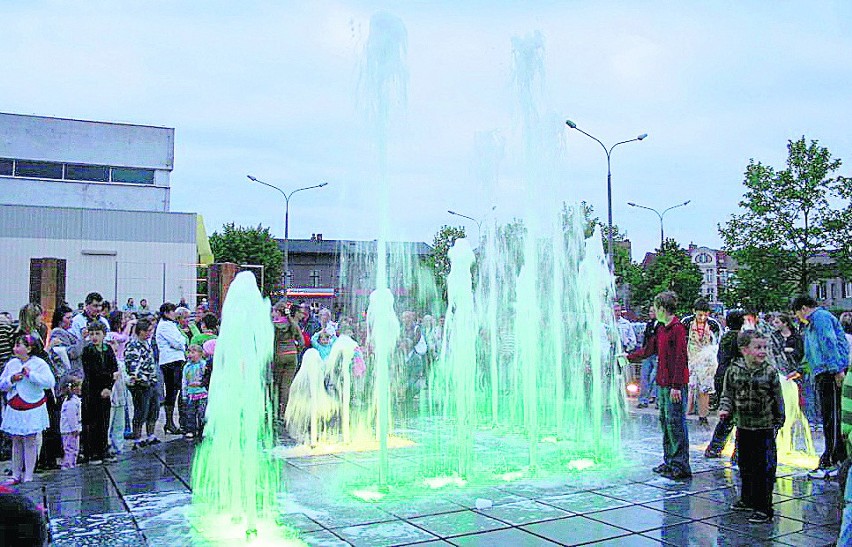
[816,372,847,467]
[161,361,184,407]
[82,395,111,460]
[185,397,207,435]
[737,428,776,515]
[707,415,736,454]
[37,390,62,467]
[272,354,298,423]
[130,384,159,430]
[659,386,691,474]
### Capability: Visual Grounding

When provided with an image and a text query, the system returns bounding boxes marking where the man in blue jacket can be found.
[791,294,850,477]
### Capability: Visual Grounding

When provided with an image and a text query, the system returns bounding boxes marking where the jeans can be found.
[659,386,691,474]
[841,463,852,546]
[639,356,658,404]
[816,372,847,467]
[185,397,208,435]
[737,428,776,515]
[130,384,159,431]
[109,404,126,454]
[802,370,821,425]
[707,415,736,454]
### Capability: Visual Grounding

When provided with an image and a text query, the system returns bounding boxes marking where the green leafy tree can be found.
[632,238,702,314]
[719,247,792,312]
[426,225,467,300]
[209,223,283,296]
[719,137,852,298]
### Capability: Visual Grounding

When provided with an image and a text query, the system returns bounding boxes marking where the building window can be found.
[844,282,852,299]
[66,164,109,182]
[15,160,63,179]
[285,270,293,285]
[696,253,713,264]
[111,167,155,184]
[0,158,12,176]
[831,283,838,299]
[816,284,827,300]
[310,270,320,287]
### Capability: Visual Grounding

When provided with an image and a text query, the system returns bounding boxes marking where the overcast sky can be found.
[3,1,851,259]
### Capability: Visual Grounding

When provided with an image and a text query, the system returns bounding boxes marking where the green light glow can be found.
[190,272,296,544]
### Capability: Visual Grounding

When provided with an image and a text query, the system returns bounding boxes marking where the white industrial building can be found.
[0,112,207,312]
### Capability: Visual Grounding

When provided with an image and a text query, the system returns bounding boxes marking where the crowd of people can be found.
[0,292,445,483]
[3,286,852,539]
[624,291,852,528]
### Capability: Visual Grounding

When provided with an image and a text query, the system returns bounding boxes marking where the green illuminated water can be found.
[281,16,626,497]
[190,272,296,544]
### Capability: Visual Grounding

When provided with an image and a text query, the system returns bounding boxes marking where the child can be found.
[0,335,56,484]
[60,378,83,468]
[126,319,160,449]
[627,291,692,480]
[81,322,118,464]
[181,344,208,439]
[718,330,785,523]
[107,355,129,456]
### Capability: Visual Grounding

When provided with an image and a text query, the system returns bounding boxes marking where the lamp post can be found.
[627,200,691,250]
[565,120,647,272]
[247,175,328,292]
[448,205,496,244]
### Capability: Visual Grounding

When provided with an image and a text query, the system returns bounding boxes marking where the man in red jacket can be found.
[628,291,692,480]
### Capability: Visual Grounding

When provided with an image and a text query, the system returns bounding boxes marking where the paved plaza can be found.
[6,408,843,546]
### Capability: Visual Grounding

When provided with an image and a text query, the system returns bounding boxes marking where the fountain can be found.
[189,271,298,544]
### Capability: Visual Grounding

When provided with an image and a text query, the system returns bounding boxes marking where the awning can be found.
[286,287,335,298]
[196,214,215,266]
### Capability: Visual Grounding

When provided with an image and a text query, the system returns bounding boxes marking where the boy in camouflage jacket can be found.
[718,330,785,523]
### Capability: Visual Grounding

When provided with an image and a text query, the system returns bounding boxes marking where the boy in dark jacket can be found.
[718,330,785,523]
[81,322,118,463]
[628,291,692,480]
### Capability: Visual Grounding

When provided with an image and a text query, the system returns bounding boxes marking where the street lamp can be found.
[627,200,691,250]
[565,119,647,271]
[247,175,328,292]
[448,205,496,244]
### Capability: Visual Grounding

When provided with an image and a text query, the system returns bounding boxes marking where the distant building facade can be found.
[275,234,432,306]
[0,113,201,312]
[808,252,852,310]
[688,244,737,308]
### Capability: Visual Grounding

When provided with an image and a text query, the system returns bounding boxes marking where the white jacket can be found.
[156,319,187,365]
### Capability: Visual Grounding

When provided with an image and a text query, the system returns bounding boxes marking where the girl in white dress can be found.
[0,334,56,483]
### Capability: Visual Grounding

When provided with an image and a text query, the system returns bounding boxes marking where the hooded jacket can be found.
[718,357,784,430]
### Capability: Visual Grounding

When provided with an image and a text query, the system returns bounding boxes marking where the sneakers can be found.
[662,468,692,481]
[652,463,670,474]
[748,510,772,523]
[730,499,751,512]
[698,417,710,427]
[704,447,722,459]
[636,402,649,409]
[184,432,195,439]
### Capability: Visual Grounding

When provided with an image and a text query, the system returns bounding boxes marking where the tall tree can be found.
[720,137,852,296]
[209,223,283,296]
[426,225,467,300]
[632,238,702,314]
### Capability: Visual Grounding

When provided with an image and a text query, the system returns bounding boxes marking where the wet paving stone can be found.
[521,514,632,544]
[36,409,843,546]
[335,519,440,546]
[409,509,509,538]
